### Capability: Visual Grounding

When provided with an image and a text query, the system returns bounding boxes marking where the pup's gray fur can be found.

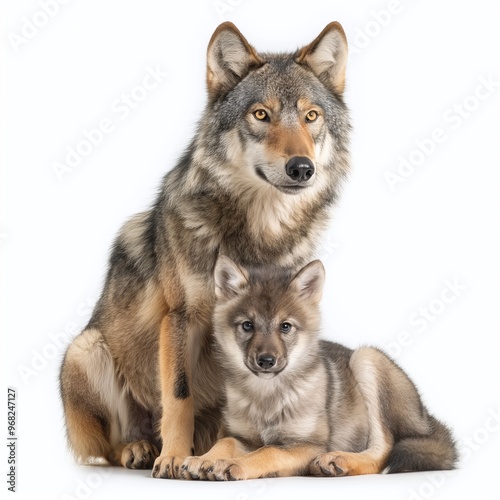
[181,257,458,480]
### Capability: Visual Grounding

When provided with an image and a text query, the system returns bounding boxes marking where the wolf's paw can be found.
[152,454,185,479]
[207,459,245,481]
[310,452,349,477]
[117,440,159,469]
[180,456,215,480]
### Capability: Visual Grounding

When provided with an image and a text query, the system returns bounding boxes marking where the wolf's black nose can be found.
[285,156,315,182]
[257,354,276,370]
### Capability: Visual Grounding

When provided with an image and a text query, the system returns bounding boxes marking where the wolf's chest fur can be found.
[168,178,328,272]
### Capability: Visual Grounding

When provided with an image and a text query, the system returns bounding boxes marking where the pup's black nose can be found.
[257,354,276,370]
[285,156,315,182]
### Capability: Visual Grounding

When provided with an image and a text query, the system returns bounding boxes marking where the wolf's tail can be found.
[384,416,458,473]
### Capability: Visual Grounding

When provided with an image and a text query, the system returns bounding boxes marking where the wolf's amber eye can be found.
[280,322,292,334]
[306,110,318,123]
[253,109,268,121]
[242,321,254,332]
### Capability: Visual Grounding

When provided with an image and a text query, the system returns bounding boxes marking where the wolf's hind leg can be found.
[109,397,161,469]
[60,329,114,463]
[109,440,160,469]
[61,328,158,468]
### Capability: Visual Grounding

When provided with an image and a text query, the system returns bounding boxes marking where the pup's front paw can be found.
[310,452,349,477]
[209,459,246,481]
[152,454,185,479]
[180,456,214,480]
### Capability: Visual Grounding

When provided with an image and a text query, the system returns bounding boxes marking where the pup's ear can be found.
[290,260,325,303]
[207,22,263,101]
[295,22,348,95]
[214,255,249,299]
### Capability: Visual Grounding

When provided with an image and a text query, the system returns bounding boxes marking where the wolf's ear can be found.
[214,255,249,299]
[295,22,348,95]
[290,260,325,304]
[207,22,263,101]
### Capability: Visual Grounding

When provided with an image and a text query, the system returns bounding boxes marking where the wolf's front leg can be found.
[152,314,195,479]
[181,437,250,480]
[193,444,323,481]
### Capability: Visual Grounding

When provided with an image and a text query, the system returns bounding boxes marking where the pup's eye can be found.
[242,321,254,332]
[280,322,292,334]
[253,109,269,121]
[306,110,318,123]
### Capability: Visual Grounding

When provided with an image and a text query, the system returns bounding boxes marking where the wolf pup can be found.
[59,22,351,478]
[181,256,457,480]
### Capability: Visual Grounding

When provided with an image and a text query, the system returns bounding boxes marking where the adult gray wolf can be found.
[181,256,457,480]
[59,21,350,479]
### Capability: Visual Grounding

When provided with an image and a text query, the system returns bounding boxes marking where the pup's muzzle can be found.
[256,353,276,370]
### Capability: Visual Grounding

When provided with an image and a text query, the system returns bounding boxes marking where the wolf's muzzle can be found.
[285,156,315,182]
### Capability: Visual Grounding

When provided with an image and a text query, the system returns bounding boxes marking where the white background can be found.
[2,0,499,499]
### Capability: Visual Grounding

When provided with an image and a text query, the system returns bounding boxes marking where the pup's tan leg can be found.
[311,347,394,477]
[153,314,195,479]
[181,437,249,480]
[200,444,323,480]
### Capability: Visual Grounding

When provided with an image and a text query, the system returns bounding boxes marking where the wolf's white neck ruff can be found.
[190,146,320,233]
